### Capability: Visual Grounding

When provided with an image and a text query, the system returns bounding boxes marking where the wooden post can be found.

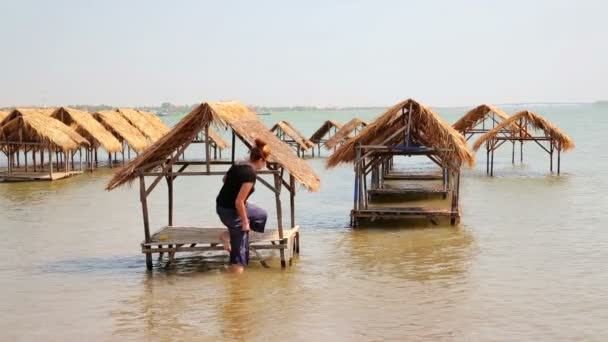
[450,171,461,225]
[167,175,174,226]
[49,146,54,178]
[550,142,554,173]
[490,141,495,177]
[520,141,523,163]
[40,149,44,171]
[557,142,561,175]
[204,124,211,174]
[140,174,153,270]
[231,131,236,163]
[108,152,112,168]
[289,174,295,228]
[511,141,515,164]
[33,150,37,172]
[24,150,28,172]
[273,172,286,267]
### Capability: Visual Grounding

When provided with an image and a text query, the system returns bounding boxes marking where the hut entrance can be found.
[106,101,320,270]
[472,110,575,176]
[326,99,475,227]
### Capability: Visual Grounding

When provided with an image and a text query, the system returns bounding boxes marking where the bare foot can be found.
[219,231,231,252]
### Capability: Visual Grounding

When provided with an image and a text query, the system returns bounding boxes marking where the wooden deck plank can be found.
[383,172,443,180]
[352,207,457,218]
[368,186,448,196]
[144,226,299,246]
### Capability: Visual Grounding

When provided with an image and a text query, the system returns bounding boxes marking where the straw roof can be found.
[0,111,8,122]
[118,108,165,141]
[207,127,229,149]
[0,108,89,151]
[137,110,171,135]
[283,121,314,148]
[325,118,368,149]
[472,110,575,152]
[309,120,343,143]
[107,101,321,191]
[93,111,149,152]
[51,107,122,153]
[270,121,312,150]
[326,99,475,171]
[452,104,510,133]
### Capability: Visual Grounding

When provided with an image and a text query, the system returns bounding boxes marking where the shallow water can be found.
[1,104,607,341]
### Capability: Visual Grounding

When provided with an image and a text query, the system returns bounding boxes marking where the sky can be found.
[0,0,606,108]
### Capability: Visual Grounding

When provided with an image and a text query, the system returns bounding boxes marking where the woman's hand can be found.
[235,182,254,233]
[242,222,250,232]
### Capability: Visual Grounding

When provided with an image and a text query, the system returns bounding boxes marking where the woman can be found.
[216,138,271,272]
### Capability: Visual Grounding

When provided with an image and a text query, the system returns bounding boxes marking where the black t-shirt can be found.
[216,164,256,209]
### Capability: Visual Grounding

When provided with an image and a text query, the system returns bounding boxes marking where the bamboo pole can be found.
[167,175,173,226]
[290,174,295,228]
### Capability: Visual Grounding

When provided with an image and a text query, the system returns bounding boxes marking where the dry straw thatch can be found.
[472,110,575,151]
[207,127,229,149]
[0,108,89,151]
[138,110,171,135]
[309,120,343,143]
[51,107,122,153]
[326,99,476,171]
[118,108,166,142]
[106,101,321,191]
[452,104,510,133]
[93,110,149,152]
[0,111,9,122]
[324,118,368,149]
[271,121,313,150]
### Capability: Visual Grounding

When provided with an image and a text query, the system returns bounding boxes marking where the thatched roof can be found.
[207,127,229,149]
[118,108,165,141]
[106,101,321,191]
[472,110,575,152]
[324,118,368,149]
[270,121,313,150]
[0,108,89,151]
[51,107,122,153]
[326,99,475,171]
[138,110,171,135]
[453,104,510,133]
[309,120,343,143]
[0,111,8,122]
[93,111,149,152]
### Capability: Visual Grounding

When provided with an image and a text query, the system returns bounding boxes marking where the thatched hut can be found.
[0,108,90,180]
[453,104,510,137]
[118,108,166,142]
[93,110,149,166]
[472,110,574,175]
[324,118,368,149]
[270,120,314,157]
[326,99,475,227]
[137,110,171,135]
[106,100,320,270]
[51,107,122,170]
[309,120,342,157]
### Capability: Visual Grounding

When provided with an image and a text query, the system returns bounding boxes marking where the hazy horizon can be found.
[1,0,606,108]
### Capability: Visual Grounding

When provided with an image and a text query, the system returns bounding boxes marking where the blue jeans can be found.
[216,204,268,265]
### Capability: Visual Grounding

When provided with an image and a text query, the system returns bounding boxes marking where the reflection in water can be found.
[341,226,476,283]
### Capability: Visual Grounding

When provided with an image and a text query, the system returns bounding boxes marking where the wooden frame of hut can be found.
[0,108,90,181]
[93,111,149,167]
[453,104,520,173]
[308,120,343,157]
[324,118,368,149]
[50,107,122,171]
[327,99,475,227]
[472,110,575,176]
[194,126,230,160]
[106,101,320,270]
[270,121,314,157]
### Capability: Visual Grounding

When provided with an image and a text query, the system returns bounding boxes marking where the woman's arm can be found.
[235,182,254,231]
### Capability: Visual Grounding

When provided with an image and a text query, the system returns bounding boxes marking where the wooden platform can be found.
[383,172,443,180]
[0,171,83,182]
[142,226,300,267]
[352,207,458,221]
[368,185,449,197]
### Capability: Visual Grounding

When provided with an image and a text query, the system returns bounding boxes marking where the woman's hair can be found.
[250,138,271,162]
